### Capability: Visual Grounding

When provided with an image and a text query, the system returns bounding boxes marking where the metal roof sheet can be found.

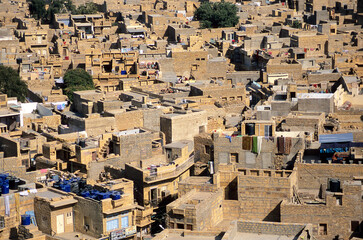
[319,133,353,143]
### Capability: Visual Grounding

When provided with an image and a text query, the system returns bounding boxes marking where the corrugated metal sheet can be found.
[319,133,353,143]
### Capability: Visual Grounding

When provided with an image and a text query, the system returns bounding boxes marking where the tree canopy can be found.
[29,0,98,23]
[63,68,95,102]
[73,2,98,14]
[29,0,73,22]
[194,1,239,29]
[0,66,28,102]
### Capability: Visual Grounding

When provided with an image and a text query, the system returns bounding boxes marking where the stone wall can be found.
[236,220,305,236]
[296,163,363,190]
[237,169,295,222]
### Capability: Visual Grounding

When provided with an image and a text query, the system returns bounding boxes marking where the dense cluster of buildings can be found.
[0,0,363,239]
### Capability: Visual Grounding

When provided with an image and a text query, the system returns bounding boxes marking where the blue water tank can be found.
[81,191,90,198]
[0,174,9,180]
[21,215,31,225]
[61,184,71,192]
[121,70,127,75]
[111,193,121,200]
[2,183,9,194]
[96,192,108,200]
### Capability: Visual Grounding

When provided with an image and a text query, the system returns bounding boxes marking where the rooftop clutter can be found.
[0,0,363,239]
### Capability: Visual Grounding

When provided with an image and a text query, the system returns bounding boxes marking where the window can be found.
[186,224,193,230]
[0,216,4,229]
[204,145,212,155]
[121,215,129,228]
[319,224,327,235]
[22,159,28,168]
[351,221,360,232]
[230,153,239,163]
[199,125,205,133]
[177,223,184,229]
[264,125,272,137]
[66,212,73,224]
[335,195,342,206]
[106,218,119,231]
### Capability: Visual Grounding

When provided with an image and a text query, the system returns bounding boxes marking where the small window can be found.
[319,223,327,235]
[22,159,28,168]
[177,223,184,229]
[186,224,193,230]
[106,218,119,232]
[230,153,238,163]
[351,221,360,232]
[199,125,205,133]
[335,195,342,206]
[0,216,4,229]
[121,215,129,228]
[204,145,212,155]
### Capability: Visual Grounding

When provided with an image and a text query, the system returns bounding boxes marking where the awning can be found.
[319,133,353,143]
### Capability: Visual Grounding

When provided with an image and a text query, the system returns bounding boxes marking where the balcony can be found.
[144,156,194,183]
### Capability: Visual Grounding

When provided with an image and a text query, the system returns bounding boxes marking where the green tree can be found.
[73,2,98,14]
[291,20,302,29]
[29,0,76,22]
[0,66,28,102]
[63,69,95,102]
[194,1,239,29]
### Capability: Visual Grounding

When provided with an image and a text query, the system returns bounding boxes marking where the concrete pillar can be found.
[311,160,315,164]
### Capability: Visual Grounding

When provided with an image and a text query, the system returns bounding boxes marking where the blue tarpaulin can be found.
[319,133,353,143]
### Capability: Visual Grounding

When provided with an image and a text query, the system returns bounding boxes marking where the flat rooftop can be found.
[180,176,212,185]
[36,189,66,199]
[231,233,297,240]
[297,93,334,99]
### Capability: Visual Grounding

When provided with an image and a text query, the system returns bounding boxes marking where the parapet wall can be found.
[236,220,305,236]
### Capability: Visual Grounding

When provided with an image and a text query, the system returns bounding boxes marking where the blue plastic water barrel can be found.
[111,193,121,200]
[121,70,127,75]
[63,184,71,192]
[21,215,31,225]
[2,183,9,194]
[81,191,90,198]
[0,174,8,180]
[96,192,107,200]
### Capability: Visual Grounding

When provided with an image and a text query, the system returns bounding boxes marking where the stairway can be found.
[98,138,111,159]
